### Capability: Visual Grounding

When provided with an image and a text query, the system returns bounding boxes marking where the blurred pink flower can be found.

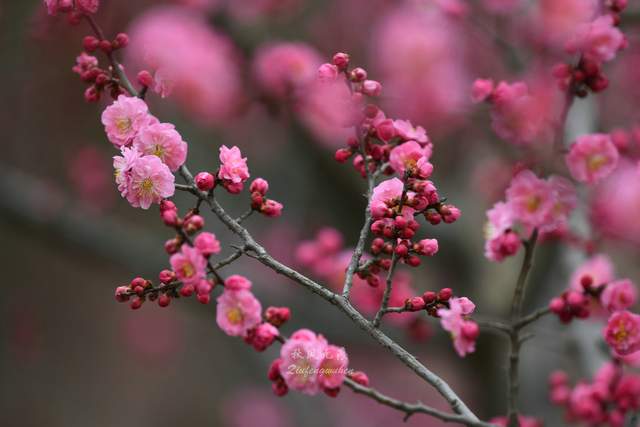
[601,279,637,313]
[253,42,322,100]
[604,311,640,356]
[569,254,615,292]
[505,170,555,229]
[565,15,624,63]
[565,133,619,184]
[591,162,640,245]
[127,7,244,125]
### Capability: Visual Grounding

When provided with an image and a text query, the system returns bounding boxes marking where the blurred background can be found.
[2,0,640,426]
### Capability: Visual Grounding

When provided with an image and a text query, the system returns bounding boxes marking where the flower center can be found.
[152,144,165,158]
[140,178,154,194]
[525,195,541,213]
[181,262,195,278]
[615,321,629,343]
[587,154,607,172]
[226,307,243,325]
[116,117,132,133]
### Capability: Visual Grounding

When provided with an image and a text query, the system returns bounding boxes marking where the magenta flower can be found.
[566,15,624,64]
[113,146,142,198]
[194,232,221,257]
[484,201,521,262]
[604,311,640,356]
[393,120,429,144]
[369,178,404,218]
[101,95,155,147]
[123,155,174,209]
[133,122,188,172]
[279,329,328,395]
[438,297,478,357]
[224,274,252,291]
[170,245,206,287]
[505,170,555,229]
[389,141,433,178]
[218,145,250,192]
[565,134,619,184]
[471,78,494,103]
[216,287,262,337]
[601,279,637,313]
[317,345,349,390]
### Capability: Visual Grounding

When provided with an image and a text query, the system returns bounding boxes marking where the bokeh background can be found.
[3,0,640,426]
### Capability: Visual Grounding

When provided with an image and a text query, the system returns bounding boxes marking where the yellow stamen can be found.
[226,307,243,324]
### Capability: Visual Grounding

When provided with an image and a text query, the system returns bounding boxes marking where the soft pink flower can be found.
[101,95,154,147]
[279,329,328,395]
[505,170,555,229]
[490,81,556,146]
[261,200,284,217]
[389,141,433,178]
[484,201,521,262]
[126,7,244,125]
[133,123,188,172]
[471,78,494,103]
[415,239,439,256]
[591,162,640,245]
[224,274,252,291]
[566,133,619,184]
[218,145,250,191]
[216,287,262,337]
[393,120,429,145]
[113,146,143,197]
[604,311,640,356]
[253,42,322,99]
[170,245,207,286]
[317,345,349,390]
[545,175,577,230]
[125,155,174,209]
[76,0,99,14]
[438,297,478,357]
[194,232,221,256]
[569,254,615,293]
[566,15,624,63]
[601,279,637,313]
[369,178,404,218]
[44,0,72,15]
[72,52,98,76]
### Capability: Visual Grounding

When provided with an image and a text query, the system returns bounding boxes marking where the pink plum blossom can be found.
[124,155,175,209]
[604,310,640,356]
[133,123,188,172]
[601,279,637,313]
[224,275,253,291]
[369,178,404,218]
[565,15,625,64]
[245,322,279,352]
[194,232,221,257]
[317,345,349,390]
[392,120,429,144]
[252,42,322,99]
[565,134,619,184]
[113,146,142,198]
[126,7,244,125]
[484,201,521,262]
[505,170,555,229]
[216,287,262,337]
[438,297,478,357]
[218,145,250,193]
[389,141,433,178]
[279,329,328,395]
[170,245,207,286]
[101,95,155,147]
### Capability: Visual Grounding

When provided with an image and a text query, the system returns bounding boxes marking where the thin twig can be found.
[372,253,399,327]
[343,378,497,427]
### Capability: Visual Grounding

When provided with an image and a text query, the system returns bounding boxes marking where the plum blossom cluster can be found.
[548,254,637,326]
[44,0,99,20]
[484,169,576,262]
[105,96,185,209]
[549,362,640,427]
[269,329,350,397]
[553,2,627,98]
